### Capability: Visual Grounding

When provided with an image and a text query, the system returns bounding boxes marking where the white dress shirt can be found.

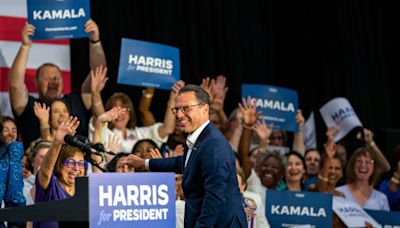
[145,120,210,169]
[184,120,210,167]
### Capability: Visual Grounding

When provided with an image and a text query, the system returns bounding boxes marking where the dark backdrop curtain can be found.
[70,0,399,153]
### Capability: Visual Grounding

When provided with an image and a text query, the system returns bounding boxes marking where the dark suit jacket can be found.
[150,123,247,228]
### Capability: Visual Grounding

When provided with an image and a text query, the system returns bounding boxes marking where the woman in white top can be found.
[336,147,390,211]
[90,81,184,154]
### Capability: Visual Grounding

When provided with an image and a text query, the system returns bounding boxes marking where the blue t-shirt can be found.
[379,179,400,211]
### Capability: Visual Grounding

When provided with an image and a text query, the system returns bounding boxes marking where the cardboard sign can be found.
[319,97,362,142]
[332,196,379,228]
[266,190,332,227]
[242,84,299,132]
[117,38,180,90]
[27,0,90,40]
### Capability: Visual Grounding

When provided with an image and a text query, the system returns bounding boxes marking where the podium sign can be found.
[89,173,176,228]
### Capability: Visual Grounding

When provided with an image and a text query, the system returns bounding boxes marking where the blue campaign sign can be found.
[27,0,90,40]
[366,209,400,227]
[89,172,176,228]
[242,84,299,132]
[265,190,332,227]
[117,38,180,90]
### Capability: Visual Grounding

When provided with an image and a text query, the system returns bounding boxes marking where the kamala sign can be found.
[242,84,299,132]
[27,0,90,40]
[265,190,332,227]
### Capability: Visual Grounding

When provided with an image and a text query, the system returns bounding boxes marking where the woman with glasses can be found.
[336,147,390,211]
[34,117,82,228]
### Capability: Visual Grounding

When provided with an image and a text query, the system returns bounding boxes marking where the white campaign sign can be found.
[319,97,362,142]
[303,112,317,150]
[332,196,379,228]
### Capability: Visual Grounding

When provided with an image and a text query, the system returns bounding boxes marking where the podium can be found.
[0,177,89,226]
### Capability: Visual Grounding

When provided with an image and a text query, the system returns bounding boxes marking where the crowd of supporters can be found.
[1,20,399,228]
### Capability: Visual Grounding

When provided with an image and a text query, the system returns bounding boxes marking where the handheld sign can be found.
[303,112,317,151]
[365,209,400,228]
[332,196,379,228]
[89,172,176,228]
[319,97,362,142]
[27,0,90,40]
[265,190,332,227]
[242,84,299,132]
[117,38,180,90]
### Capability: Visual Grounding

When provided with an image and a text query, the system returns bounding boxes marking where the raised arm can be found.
[238,97,260,178]
[292,109,305,155]
[81,19,107,109]
[315,134,336,192]
[38,117,79,190]
[93,107,126,144]
[9,23,34,116]
[138,87,156,126]
[86,19,107,70]
[253,117,273,151]
[33,102,51,140]
[90,65,108,121]
[210,75,229,131]
[157,80,185,138]
[363,128,391,173]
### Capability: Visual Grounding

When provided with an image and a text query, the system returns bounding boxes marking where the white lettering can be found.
[113,185,127,206]
[32,8,86,20]
[270,205,326,217]
[126,185,139,206]
[254,99,295,112]
[99,185,113,206]
[140,185,152,205]
[127,54,174,76]
[98,184,170,207]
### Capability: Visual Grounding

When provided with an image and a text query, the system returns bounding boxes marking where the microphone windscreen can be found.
[64,134,76,145]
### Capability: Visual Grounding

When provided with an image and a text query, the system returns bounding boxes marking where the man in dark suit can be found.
[124,84,247,227]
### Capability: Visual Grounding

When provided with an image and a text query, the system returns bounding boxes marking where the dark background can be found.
[70,0,400,161]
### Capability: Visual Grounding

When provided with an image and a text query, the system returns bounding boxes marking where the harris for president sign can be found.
[117,38,180,90]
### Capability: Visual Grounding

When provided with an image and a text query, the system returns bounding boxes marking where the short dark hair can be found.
[106,152,130,172]
[178,84,210,106]
[35,63,62,80]
[285,150,306,169]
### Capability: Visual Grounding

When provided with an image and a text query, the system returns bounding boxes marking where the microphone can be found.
[64,134,99,154]
[64,135,115,155]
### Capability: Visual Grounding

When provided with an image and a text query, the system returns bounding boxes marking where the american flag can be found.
[0,0,71,117]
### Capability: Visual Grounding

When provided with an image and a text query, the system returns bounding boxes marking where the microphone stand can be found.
[82,142,116,173]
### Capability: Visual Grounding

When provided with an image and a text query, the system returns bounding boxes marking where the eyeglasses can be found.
[171,103,204,114]
[64,158,88,170]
